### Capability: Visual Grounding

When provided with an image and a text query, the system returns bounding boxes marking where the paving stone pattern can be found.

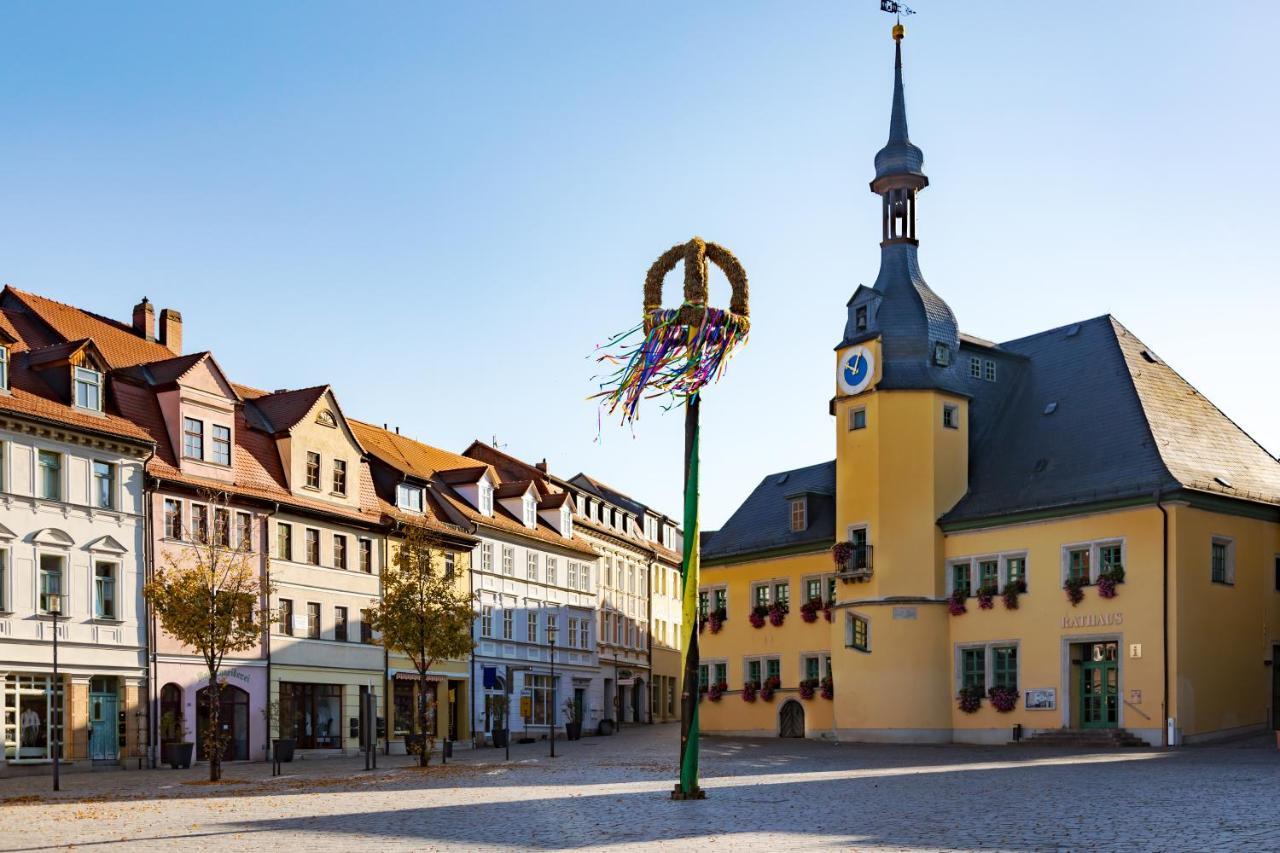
[0,724,1277,851]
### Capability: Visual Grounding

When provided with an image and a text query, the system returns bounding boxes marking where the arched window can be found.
[159,683,183,744]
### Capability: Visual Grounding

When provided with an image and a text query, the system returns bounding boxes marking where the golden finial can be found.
[892,22,905,41]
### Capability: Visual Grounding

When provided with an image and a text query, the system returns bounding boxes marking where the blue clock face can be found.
[838,346,874,395]
[844,353,869,388]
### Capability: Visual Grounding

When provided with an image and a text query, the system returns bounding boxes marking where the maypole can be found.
[592,237,750,801]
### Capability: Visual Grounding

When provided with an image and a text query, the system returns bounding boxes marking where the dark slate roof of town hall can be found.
[702,460,836,562]
[941,314,1280,524]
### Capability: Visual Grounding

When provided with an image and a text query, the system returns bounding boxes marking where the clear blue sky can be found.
[2,3,1277,527]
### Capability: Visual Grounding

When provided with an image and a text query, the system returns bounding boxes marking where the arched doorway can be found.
[159,683,183,745]
[779,700,805,738]
[196,684,250,762]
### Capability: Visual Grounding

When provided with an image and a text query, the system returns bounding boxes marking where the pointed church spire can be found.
[873,24,926,186]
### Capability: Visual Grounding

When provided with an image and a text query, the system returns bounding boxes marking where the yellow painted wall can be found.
[1169,503,1280,740]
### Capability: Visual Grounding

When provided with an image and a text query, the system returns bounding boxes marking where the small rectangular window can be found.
[39,554,64,613]
[992,645,1018,690]
[502,609,513,640]
[943,404,959,430]
[334,535,348,570]
[528,609,539,643]
[164,499,182,540]
[0,346,8,390]
[74,367,102,411]
[546,556,558,585]
[698,590,709,619]
[94,561,116,619]
[753,584,770,608]
[306,602,320,638]
[805,578,821,601]
[214,507,230,547]
[38,450,61,501]
[951,562,971,597]
[444,552,455,577]
[773,582,789,606]
[332,459,347,495]
[280,599,294,636]
[335,606,348,642]
[789,497,807,532]
[481,605,493,637]
[855,305,868,332]
[1211,539,1233,585]
[0,549,6,612]
[305,452,321,490]
[236,512,252,549]
[93,461,116,509]
[804,656,821,681]
[527,552,539,580]
[1068,548,1091,584]
[191,504,208,543]
[747,659,762,686]
[182,418,204,460]
[396,483,423,512]
[1005,556,1027,591]
[969,357,982,379]
[502,546,514,577]
[361,609,373,643]
[934,342,951,367]
[978,559,999,591]
[848,614,869,651]
[277,522,293,560]
[961,647,985,691]
[850,408,867,431]
[360,538,373,573]
[983,359,997,382]
[212,425,231,466]
[305,529,320,565]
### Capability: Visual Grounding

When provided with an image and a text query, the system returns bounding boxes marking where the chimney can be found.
[132,298,155,341]
[158,308,182,355]
[536,458,548,473]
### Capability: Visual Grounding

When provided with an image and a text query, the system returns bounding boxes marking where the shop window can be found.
[279,682,342,749]
[527,674,557,725]
[5,674,64,760]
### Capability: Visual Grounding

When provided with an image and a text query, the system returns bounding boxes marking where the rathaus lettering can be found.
[1061,613,1123,629]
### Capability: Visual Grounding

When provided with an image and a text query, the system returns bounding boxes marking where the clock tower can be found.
[829,22,969,740]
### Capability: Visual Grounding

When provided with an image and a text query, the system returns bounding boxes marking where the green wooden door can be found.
[88,691,118,760]
[1080,642,1119,729]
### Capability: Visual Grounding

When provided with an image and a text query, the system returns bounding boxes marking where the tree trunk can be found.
[207,672,222,782]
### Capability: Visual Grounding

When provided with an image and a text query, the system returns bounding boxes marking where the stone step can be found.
[1013,728,1151,748]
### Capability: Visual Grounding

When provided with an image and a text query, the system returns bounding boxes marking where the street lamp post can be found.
[44,592,65,792]
[547,619,557,759]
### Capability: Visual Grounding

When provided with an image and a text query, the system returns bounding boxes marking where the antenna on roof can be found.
[491,435,507,450]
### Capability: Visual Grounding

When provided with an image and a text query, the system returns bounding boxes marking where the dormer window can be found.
[74,367,102,411]
[478,482,494,516]
[790,497,808,532]
[561,506,573,538]
[855,305,868,332]
[396,483,424,513]
[212,425,231,466]
[183,417,204,459]
[0,346,8,390]
[522,494,536,528]
[933,342,951,367]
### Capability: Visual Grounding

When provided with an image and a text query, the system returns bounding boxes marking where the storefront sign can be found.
[1061,612,1123,629]
[209,669,252,685]
[1025,688,1056,710]
[892,607,917,620]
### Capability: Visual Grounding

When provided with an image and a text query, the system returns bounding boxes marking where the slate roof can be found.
[874,37,926,182]
[702,461,837,562]
[941,315,1280,524]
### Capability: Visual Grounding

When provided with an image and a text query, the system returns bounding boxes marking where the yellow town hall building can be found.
[696,27,1280,747]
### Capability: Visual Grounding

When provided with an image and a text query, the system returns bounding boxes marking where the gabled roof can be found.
[941,316,1280,524]
[494,480,536,500]
[703,461,837,563]
[569,473,649,519]
[24,338,106,370]
[248,385,329,434]
[3,286,177,369]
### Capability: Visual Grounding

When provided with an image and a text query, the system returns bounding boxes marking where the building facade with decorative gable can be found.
[0,289,156,774]
[696,26,1280,747]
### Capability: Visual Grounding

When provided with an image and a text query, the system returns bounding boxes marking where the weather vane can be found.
[880,0,915,19]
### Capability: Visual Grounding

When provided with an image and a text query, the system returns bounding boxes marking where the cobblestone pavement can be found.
[1,724,1277,851]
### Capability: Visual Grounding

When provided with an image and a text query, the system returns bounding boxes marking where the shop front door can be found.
[88,688,118,761]
[197,684,250,761]
[1080,642,1119,729]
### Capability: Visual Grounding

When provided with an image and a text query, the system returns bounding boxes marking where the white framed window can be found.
[501,545,514,577]
[0,548,7,612]
[546,557,558,586]
[561,507,573,538]
[93,560,117,619]
[212,425,232,466]
[481,604,493,637]
[93,460,116,509]
[182,417,204,460]
[1058,538,1126,586]
[579,562,590,592]
[579,618,588,649]
[396,483,424,512]
[1211,536,1235,585]
[943,404,959,429]
[478,482,494,516]
[331,459,347,495]
[849,407,867,431]
[480,542,493,572]
[522,495,536,528]
[37,449,61,501]
[502,608,513,640]
[163,499,182,540]
[526,552,539,580]
[566,616,578,648]
[74,367,102,411]
[304,452,321,489]
[789,497,807,532]
[567,561,578,589]
[969,356,982,379]
[0,346,8,390]
[527,609,539,643]
[983,360,997,382]
[38,553,64,613]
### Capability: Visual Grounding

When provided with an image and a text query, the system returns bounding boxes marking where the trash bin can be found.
[598,719,616,736]
[442,740,453,759]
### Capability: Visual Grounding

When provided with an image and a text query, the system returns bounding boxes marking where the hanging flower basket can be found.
[708,681,727,702]
[768,603,788,627]
[749,605,768,629]
[1064,576,1086,606]
[947,589,967,616]
[1001,579,1026,610]
[742,681,758,702]
[798,678,817,700]
[707,608,726,634]
[832,541,854,567]
[957,686,983,714]
[800,597,822,623]
[820,676,834,700]
[823,601,834,622]
[976,584,997,610]
[987,686,1019,713]
[760,675,780,702]
[1098,565,1125,599]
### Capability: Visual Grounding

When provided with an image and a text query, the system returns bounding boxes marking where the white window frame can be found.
[1058,538,1126,586]
[567,561,578,589]
[480,542,493,572]
[37,449,62,501]
[92,460,116,510]
[396,483,423,513]
[481,604,493,637]
[501,608,513,640]
[0,547,8,612]
[74,366,103,412]
[211,424,232,466]
[849,407,867,431]
[93,560,119,620]
[526,552,539,580]
[522,495,536,528]
[546,556,558,585]
[527,607,539,643]
[0,346,7,391]
[789,497,807,532]
[561,507,572,539]
[182,417,204,460]
[968,356,982,379]
[1001,552,1029,591]
[983,359,997,382]
[478,482,494,516]
[37,551,66,614]
[501,545,514,577]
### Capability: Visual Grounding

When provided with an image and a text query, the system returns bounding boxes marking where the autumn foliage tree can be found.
[144,492,272,781]
[368,525,476,766]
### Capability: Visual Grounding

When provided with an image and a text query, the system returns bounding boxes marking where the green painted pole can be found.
[674,393,705,799]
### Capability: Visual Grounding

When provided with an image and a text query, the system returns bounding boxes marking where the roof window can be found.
[1043,402,1058,415]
